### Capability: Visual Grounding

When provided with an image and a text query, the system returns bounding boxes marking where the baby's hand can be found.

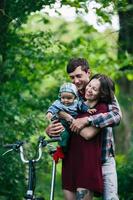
[88,108,97,114]
[46,112,53,121]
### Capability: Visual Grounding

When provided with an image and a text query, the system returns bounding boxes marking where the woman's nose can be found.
[86,87,92,93]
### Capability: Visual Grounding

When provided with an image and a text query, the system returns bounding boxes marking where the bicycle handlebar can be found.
[3,141,24,150]
[39,136,61,147]
[3,136,61,163]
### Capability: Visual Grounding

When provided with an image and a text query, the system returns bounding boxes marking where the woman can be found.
[62,74,115,200]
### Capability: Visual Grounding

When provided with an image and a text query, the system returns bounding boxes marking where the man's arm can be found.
[88,97,122,128]
[70,98,122,132]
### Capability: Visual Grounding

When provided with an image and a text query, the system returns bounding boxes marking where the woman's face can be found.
[85,78,101,101]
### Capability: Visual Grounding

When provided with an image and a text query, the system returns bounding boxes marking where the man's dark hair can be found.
[90,74,115,104]
[66,58,90,73]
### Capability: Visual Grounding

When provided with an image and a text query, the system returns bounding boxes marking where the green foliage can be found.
[96,7,112,24]
[117,148,133,199]
[35,161,63,200]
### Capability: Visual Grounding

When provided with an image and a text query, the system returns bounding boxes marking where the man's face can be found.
[69,66,90,92]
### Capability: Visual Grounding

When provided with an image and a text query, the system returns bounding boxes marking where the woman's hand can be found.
[45,120,64,137]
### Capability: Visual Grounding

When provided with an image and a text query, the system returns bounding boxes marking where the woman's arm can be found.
[80,126,100,140]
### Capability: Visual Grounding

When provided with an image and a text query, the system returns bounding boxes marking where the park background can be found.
[0,0,133,199]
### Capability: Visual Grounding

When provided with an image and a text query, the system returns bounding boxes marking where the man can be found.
[46,58,121,200]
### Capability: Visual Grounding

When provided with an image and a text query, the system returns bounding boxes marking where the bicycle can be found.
[3,136,61,200]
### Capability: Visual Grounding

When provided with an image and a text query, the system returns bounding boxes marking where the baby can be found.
[46,82,96,162]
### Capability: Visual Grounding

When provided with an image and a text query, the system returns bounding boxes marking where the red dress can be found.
[62,103,108,195]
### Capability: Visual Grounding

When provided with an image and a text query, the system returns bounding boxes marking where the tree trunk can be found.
[117,0,133,153]
[0,0,11,83]
[0,0,9,61]
[118,0,133,57]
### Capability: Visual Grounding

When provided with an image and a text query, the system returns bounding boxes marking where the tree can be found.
[117,0,133,151]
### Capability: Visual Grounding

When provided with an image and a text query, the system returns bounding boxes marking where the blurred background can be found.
[0,0,133,199]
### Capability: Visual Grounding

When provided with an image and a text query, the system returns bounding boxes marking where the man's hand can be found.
[45,120,64,137]
[70,117,88,133]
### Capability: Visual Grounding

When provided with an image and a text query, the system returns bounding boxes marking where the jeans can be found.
[102,157,119,200]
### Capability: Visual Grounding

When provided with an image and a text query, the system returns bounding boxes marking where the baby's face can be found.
[61,92,75,106]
